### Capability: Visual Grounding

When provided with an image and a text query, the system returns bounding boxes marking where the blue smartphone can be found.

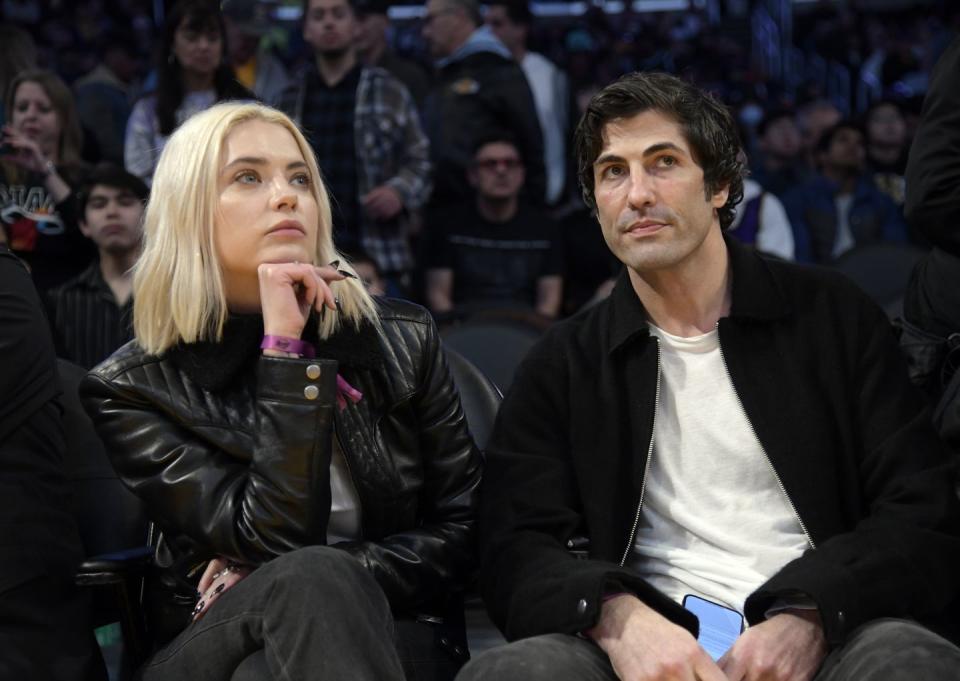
[682,594,744,661]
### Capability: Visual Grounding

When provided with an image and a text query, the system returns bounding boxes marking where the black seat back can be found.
[57,358,147,558]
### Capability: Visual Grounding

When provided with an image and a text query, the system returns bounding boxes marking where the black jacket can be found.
[80,299,482,634]
[0,246,86,593]
[478,237,960,648]
[904,33,960,257]
[423,50,544,207]
[902,34,960,450]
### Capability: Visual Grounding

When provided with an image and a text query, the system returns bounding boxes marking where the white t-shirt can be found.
[327,435,362,544]
[833,194,856,258]
[627,324,810,613]
[520,52,568,205]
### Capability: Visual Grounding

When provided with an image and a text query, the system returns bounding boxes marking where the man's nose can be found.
[626,170,655,208]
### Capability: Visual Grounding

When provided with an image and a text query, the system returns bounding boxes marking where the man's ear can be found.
[78,219,92,239]
[711,183,730,209]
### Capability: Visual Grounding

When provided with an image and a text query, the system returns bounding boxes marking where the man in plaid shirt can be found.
[278,0,431,285]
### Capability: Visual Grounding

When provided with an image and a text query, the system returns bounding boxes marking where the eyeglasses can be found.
[475,157,523,172]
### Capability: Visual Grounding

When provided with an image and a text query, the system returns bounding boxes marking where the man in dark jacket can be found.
[458,73,960,681]
[901,34,960,453]
[420,0,544,209]
[0,246,106,680]
[782,121,908,263]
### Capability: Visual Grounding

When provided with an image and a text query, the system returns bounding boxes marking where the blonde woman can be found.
[80,102,482,680]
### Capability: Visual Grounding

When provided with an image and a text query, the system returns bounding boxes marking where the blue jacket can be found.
[783,174,908,263]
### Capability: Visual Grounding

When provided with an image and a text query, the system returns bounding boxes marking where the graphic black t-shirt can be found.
[0,163,95,293]
[425,203,562,309]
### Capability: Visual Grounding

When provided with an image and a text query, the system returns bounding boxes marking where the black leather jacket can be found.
[80,299,482,639]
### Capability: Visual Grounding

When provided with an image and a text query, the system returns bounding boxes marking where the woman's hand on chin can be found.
[258,261,346,339]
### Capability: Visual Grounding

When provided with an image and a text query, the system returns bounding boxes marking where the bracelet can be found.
[260,335,315,358]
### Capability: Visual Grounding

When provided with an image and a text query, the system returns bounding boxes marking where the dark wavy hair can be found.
[155,0,252,136]
[574,71,745,230]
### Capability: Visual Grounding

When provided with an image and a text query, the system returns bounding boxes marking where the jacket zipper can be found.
[715,326,816,550]
[620,339,661,567]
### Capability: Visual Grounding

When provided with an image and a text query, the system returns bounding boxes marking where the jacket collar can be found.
[167,314,383,392]
[607,234,791,354]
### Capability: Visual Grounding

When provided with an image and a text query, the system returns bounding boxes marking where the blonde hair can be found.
[133,101,379,355]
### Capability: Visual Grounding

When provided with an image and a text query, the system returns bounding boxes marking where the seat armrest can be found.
[76,546,153,587]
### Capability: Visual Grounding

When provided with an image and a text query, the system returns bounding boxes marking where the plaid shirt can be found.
[297,65,362,250]
[278,65,432,274]
[44,262,134,369]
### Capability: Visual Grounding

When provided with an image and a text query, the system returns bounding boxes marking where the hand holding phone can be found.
[683,594,744,661]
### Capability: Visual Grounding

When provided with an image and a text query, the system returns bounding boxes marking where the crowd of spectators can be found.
[3,1,960,678]
[0,0,957,356]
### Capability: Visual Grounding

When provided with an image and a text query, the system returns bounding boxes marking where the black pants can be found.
[138,546,461,681]
[457,618,960,681]
[0,574,107,681]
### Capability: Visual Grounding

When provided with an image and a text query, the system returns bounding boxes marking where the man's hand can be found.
[587,595,727,681]
[361,185,404,222]
[718,610,827,681]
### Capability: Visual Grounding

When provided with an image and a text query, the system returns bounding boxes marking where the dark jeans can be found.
[457,618,960,681]
[138,546,459,681]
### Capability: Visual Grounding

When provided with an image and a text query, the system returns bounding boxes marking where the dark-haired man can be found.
[46,165,147,368]
[1,245,107,681]
[783,120,907,263]
[278,0,431,285]
[486,0,573,205]
[354,0,430,107]
[420,0,544,209]
[459,72,960,681]
[750,109,808,198]
[424,135,562,318]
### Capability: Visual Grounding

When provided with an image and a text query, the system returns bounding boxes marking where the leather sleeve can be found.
[80,355,340,564]
[334,314,483,611]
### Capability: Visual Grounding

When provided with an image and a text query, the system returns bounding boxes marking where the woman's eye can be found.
[235,171,258,184]
[291,173,311,186]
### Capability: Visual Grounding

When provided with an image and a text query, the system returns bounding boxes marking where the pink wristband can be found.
[260,335,316,358]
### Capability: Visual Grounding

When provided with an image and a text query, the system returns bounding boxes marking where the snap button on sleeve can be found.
[306,364,321,380]
[304,385,320,400]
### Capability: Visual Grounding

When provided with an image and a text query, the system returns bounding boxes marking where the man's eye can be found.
[603,165,624,179]
[659,155,676,167]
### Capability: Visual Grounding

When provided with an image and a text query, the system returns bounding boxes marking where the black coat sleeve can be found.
[478,332,697,641]
[80,355,341,564]
[904,34,960,256]
[745,286,960,646]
